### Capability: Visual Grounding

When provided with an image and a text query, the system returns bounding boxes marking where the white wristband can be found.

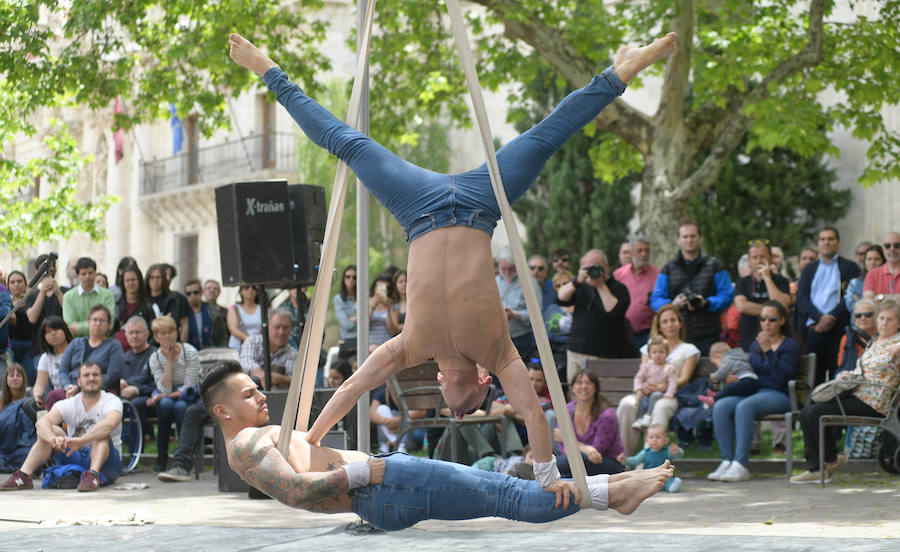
[341,461,371,489]
[533,456,560,487]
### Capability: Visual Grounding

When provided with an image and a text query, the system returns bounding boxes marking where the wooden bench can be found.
[388,362,507,463]
[581,353,817,478]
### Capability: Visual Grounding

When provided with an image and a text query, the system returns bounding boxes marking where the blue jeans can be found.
[10,339,35,384]
[263,66,626,242]
[157,397,190,457]
[712,389,790,466]
[352,453,579,531]
[53,439,122,484]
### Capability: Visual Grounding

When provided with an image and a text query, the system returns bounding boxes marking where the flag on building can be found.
[171,103,183,154]
[114,98,125,164]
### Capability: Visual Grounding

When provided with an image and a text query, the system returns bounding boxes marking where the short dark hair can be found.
[551,248,570,260]
[184,278,202,290]
[200,360,245,419]
[90,303,112,323]
[39,316,73,353]
[79,362,102,377]
[678,220,701,236]
[75,257,97,273]
[819,226,840,241]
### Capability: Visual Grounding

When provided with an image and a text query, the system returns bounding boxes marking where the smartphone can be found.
[376,282,388,296]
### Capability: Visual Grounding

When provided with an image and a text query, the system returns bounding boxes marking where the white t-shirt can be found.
[639,341,701,378]
[53,391,123,454]
[37,352,64,390]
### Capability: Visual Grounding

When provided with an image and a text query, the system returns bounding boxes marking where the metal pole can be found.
[355,0,372,454]
[259,285,272,390]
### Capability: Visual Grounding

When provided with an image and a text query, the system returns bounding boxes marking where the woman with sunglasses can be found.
[792,301,900,483]
[836,299,878,375]
[708,300,800,482]
[845,245,885,313]
[227,283,262,351]
[333,265,358,359]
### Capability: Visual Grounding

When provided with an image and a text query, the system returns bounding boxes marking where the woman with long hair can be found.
[709,300,800,482]
[111,256,138,303]
[389,270,408,335]
[115,265,155,352]
[0,363,28,411]
[368,272,396,353]
[226,283,262,350]
[30,316,74,410]
[145,264,180,323]
[333,265,358,359]
[554,369,625,476]
[616,304,700,453]
[6,270,35,384]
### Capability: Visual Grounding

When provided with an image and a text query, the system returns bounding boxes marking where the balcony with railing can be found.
[139,132,298,196]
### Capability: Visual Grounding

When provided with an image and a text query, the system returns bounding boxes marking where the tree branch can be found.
[656,0,694,133]
[471,0,654,153]
[673,0,828,201]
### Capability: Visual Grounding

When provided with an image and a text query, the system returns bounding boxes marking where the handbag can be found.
[811,374,866,403]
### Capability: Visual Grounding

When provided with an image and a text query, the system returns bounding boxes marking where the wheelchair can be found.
[120,399,143,473]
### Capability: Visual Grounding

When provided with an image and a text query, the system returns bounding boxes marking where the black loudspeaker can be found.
[215,181,326,287]
[288,184,327,286]
[215,180,294,286]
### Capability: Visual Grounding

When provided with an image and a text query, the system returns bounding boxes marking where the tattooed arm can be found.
[229,427,367,513]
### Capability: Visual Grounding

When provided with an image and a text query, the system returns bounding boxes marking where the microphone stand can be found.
[0,261,54,330]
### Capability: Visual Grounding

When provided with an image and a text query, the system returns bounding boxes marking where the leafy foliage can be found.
[511,68,635,259]
[689,140,851,278]
[1,0,331,255]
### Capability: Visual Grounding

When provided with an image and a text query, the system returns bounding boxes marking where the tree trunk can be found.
[638,158,691,267]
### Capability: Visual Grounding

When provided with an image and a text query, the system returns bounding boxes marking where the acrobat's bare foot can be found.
[613,32,677,84]
[608,460,674,515]
[229,33,278,77]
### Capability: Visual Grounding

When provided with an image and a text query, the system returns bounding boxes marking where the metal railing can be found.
[139,132,298,196]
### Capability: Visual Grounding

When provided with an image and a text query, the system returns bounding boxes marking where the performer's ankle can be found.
[586,474,609,510]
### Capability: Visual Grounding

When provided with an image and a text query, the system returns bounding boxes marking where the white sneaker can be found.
[707,460,732,480]
[632,414,652,429]
[719,461,751,482]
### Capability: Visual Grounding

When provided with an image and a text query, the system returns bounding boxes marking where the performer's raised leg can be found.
[228,33,444,222]
[457,32,677,207]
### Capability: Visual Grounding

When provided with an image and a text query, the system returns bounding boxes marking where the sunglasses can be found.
[529,265,546,271]
[854,311,875,319]
[553,257,569,263]
[883,242,900,250]
[748,239,770,246]
[185,289,201,296]
[759,315,779,322]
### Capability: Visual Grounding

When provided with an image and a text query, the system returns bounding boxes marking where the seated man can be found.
[491,364,555,445]
[226,31,678,474]
[203,361,673,530]
[239,308,297,389]
[157,400,208,482]
[1,362,123,492]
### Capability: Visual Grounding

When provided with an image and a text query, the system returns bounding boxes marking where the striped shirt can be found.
[149,343,200,394]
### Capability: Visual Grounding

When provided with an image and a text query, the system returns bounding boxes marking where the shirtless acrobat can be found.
[204,361,674,531]
[228,32,676,481]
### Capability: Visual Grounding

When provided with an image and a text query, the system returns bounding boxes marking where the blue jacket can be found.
[650,251,733,340]
[0,285,11,352]
[749,337,801,395]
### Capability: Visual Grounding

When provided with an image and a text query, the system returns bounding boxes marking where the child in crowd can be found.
[698,341,758,408]
[632,337,677,429]
[618,424,683,492]
[472,446,534,480]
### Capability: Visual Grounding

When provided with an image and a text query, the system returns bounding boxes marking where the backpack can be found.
[878,430,900,474]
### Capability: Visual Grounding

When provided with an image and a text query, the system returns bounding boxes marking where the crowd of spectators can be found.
[0,223,898,491]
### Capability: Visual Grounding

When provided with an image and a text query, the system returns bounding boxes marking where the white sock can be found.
[586,474,609,510]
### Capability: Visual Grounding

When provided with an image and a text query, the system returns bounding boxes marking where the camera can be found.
[586,264,605,280]
[681,290,705,309]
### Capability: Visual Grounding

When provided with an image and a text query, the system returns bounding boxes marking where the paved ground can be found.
[1,466,898,550]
